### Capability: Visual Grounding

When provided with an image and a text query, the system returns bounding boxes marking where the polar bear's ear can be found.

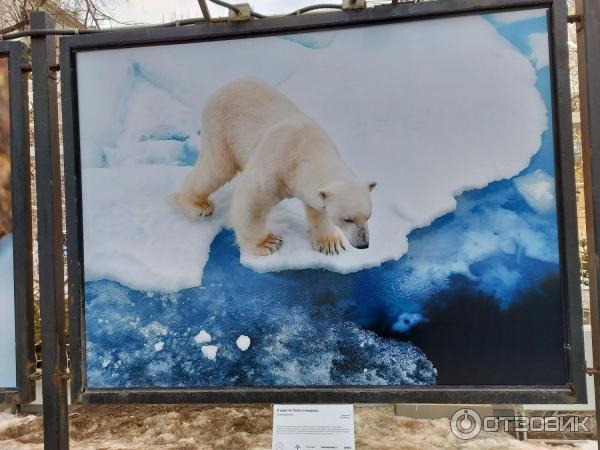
[368,181,377,192]
[319,189,331,201]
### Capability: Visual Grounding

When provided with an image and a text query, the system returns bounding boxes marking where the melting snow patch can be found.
[236,335,251,351]
[194,330,211,344]
[201,345,218,361]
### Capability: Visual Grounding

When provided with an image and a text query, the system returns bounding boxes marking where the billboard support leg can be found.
[30,11,70,450]
[575,0,600,446]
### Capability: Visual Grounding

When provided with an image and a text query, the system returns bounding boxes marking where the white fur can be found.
[173,78,374,256]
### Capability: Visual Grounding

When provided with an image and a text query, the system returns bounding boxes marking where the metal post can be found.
[30,11,69,450]
[198,0,212,20]
[575,0,600,446]
[8,41,36,404]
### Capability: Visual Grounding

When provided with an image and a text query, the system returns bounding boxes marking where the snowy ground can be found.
[77,9,548,292]
[0,406,595,449]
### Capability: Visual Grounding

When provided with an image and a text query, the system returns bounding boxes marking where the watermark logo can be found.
[450,409,591,440]
[450,408,482,440]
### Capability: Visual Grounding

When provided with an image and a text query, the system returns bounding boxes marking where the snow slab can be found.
[0,235,16,387]
[78,12,548,292]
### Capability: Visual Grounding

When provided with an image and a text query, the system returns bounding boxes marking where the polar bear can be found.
[172,78,376,256]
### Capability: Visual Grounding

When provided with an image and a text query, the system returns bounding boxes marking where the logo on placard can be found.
[450,408,591,439]
[450,408,482,440]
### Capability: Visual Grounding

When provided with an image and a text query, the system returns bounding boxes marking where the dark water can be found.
[403,274,565,385]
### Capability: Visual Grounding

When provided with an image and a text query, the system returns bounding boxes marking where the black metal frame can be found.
[0,41,35,405]
[30,11,69,450]
[59,0,586,405]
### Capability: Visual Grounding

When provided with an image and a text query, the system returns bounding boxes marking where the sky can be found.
[112,0,389,24]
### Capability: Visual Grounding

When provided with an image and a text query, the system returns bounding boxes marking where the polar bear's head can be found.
[319,180,377,249]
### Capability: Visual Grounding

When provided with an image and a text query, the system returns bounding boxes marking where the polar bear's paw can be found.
[169,193,214,219]
[190,199,214,218]
[313,234,346,255]
[254,233,283,256]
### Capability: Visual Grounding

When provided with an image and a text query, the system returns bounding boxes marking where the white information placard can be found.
[272,404,355,450]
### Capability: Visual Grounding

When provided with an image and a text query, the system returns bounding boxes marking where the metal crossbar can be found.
[1,17,209,41]
[0,0,384,40]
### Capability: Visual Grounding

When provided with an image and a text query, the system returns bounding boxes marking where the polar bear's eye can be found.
[344,218,354,224]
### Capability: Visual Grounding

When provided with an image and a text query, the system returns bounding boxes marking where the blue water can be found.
[86,231,437,387]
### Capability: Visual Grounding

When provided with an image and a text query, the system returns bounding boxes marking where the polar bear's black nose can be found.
[356,243,369,249]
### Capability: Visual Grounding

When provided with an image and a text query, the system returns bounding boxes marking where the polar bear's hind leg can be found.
[172,133,238,219]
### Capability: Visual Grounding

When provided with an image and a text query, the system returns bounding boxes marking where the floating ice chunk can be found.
[194,330,211,344]
[514,169,555,214]
[201,345,218,361]
[392,313,426,333]
[154,341,164,352]
[236,335,251,351]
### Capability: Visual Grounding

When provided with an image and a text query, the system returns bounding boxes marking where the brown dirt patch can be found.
[0,405,595,449]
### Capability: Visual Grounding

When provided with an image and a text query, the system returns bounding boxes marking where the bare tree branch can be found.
[0,0,122,32]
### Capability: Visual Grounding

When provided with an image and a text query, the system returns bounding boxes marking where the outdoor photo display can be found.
[0,56,16,388]
[76,8,567,388]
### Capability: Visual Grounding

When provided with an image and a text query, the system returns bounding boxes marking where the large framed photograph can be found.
[0,41,35,404]
[61,0,586,404]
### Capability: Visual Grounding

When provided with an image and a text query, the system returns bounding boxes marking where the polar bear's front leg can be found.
[231,174,283,256]
[305,205,346,255]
